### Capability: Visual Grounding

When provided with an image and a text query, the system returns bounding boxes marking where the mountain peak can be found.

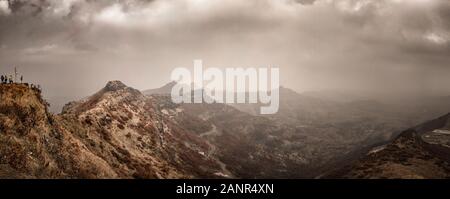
[143,81,177,95]
[104,80,128,92]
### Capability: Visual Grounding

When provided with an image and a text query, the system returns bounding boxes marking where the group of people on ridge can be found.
[0,75,18,84]
[1,70,41,92]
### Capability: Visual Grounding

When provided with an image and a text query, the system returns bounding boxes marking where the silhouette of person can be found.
[20,75,23,83]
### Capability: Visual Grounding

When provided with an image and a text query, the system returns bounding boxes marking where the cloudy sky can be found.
[0,0,449,111]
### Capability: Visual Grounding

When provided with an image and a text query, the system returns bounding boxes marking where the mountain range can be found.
[0,81,449,178]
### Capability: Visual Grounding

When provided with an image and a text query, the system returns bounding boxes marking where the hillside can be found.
[0,82,221,179]
[2,81,449,179]
[331,113,450,179]
[145,82,444,177]
[0,83,117,178]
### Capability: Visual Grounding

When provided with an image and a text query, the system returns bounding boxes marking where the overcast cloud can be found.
[0,0,449,111]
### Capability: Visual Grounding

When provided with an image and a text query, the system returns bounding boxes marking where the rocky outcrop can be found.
[0,82,221,179]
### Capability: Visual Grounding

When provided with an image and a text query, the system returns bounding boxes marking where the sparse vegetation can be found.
[1,82,450,179]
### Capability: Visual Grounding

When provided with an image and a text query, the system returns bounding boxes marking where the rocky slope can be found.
[0,82,221,179]
[0,83,116,178]
[331,113,450,179]
[1,81,449,179]
[150,95,310,178]
[146,82,443,178]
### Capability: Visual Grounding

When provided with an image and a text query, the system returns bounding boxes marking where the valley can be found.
[1,81,449,179]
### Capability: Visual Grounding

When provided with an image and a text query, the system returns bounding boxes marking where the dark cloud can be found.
[294,0,317,5]
[0,0,449,111]
[7,0,49,15]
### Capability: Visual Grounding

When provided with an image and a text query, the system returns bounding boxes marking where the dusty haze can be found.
[0,0,449,112]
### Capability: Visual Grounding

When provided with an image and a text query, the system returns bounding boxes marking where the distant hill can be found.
[142,81,177,96]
